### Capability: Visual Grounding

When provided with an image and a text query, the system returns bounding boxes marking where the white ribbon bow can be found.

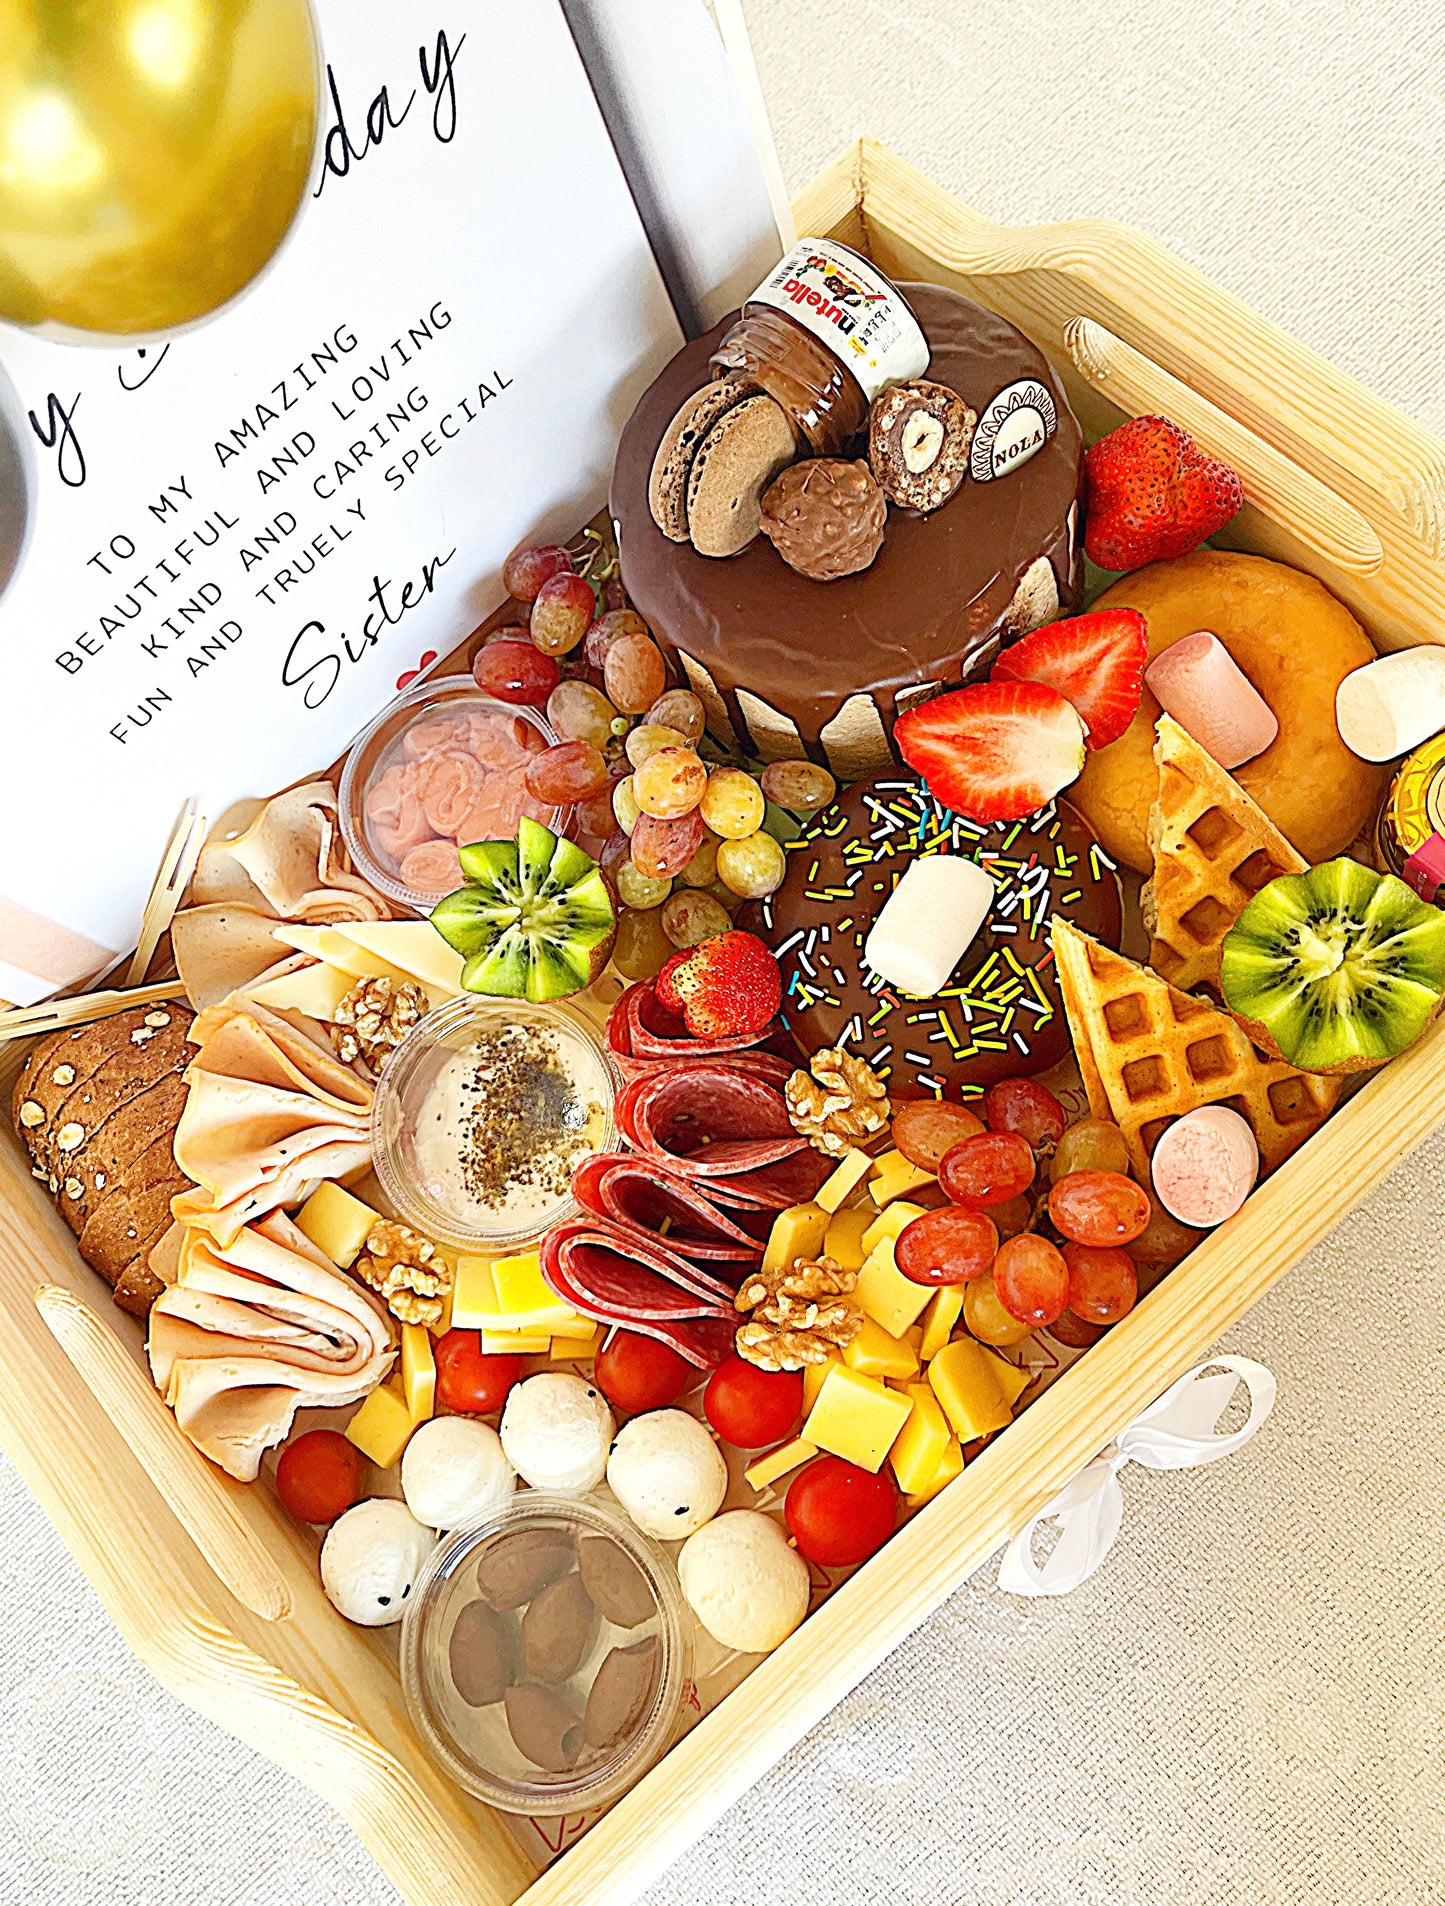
[996,1356,1277,1597]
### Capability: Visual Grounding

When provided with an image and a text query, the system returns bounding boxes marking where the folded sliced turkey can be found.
[148,1210,395,1480]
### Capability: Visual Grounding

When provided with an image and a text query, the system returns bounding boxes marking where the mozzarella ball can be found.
[320,1498,435,1627]
[678,1510,809,1654]
[500,1373,614,1494]
[401,1416,516,1530]
[607,1409,727,1540]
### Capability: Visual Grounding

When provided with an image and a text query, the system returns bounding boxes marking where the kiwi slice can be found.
[1220,857,1445,1072]
[429,818,616,1002]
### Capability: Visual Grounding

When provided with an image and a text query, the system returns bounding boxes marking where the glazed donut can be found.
[1071,550,1388,872]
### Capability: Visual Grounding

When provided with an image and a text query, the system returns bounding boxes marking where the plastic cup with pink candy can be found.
[339,677,563,911]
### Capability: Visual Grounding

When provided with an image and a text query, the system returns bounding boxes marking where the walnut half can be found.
[785,1046,891,1157]
[354,1217,451,1328]
[734,1256,862,1371]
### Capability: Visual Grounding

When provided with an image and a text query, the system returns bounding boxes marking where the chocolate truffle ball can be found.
[760,458,887,581]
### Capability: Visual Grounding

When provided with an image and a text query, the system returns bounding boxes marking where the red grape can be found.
[1062,1241,1138,1323]
[630,808,705,879]
[503,544,573,601]
[524,740,608,806]
[938,1130,1035,1208]
[604,632,668,713]
[575,783,620,837]
[1049,1309,1108,1349]
[1048,1170,1151,1247]
[982,1077,1066,1151]
[895,1207,999,1286]
[964,1273,1034,1347]
[530,571,597,655]
[472,638,561,706]
[1050,1117,1131,1182]
[890,1099,985,1172]
[990,1194,1034,1241]
[1127,1189,1204,1269]
[992,1233,1069,1326]
[584,607,648,669]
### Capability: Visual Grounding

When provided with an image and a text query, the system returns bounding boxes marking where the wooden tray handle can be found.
[34,1285,293,1624]
[1063,316,1384,576]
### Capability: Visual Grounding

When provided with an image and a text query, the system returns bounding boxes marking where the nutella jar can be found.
[712,239,929,455]
[1376,731,1445,903]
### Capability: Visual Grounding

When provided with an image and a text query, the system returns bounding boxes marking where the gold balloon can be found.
[0,0,317,338]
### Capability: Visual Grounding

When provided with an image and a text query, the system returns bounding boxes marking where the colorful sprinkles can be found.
[763,775,1120,1098]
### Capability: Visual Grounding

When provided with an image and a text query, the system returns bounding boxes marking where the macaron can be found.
[647,376,758,542]
[1150,1105,1259,1227]
[685,393,800,557]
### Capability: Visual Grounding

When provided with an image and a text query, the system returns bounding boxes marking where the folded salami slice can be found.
[606,983,788,1074]
[699,1149,833,1210]
[571,1153,764,1260]
[624,1061,815,1178]
[540,1220,738,1369]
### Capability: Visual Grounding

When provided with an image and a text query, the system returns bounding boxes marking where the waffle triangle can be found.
[1049,918,1339,1179]
[1142,716,1307,994]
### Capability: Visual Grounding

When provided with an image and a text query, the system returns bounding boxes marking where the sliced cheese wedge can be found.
[271,924,417,988]
[247,960,356,1021]
[326,921,465,996]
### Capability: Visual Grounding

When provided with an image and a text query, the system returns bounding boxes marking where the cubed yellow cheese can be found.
[928,1337,1014,1441]
[490,1250,586,1334]
[823,1206,872,1272]
[843,1313,921,1381]
[802,1363,913,1473]
[981,1346,1031,1407]
[815,1149,875,1214]
[762,1203,831,1275]
[481,1328,551,1355]
[248,961,356,1021]
[904,1432,965,1509]
[743,1437,818,1491]
[855,1238,933,1338]
[450,1257,500,1330]
[328,921,464,995]
[550,1325,603,1360]
[428,1279,454,1338]
[861,1199,927,1257]
[918,1286,965,1362]
[401,1323,436,1422]
[270,924,416,989]
[345,1379,415,1467]
[295,1181,378,1270]
[889,1382,953,1495]
[870,1149,936,1208]
[802,1348,841,1412]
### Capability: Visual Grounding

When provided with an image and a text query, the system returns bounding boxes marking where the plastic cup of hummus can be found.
[371,994,615,1252]
[401,1492,691,1815]
[338,674,562,915]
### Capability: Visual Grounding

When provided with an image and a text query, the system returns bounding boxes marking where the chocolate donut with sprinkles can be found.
[760,774,1123,1099]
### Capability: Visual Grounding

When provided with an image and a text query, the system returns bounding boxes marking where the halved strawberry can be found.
[991,608,1148,750]
[893,680,1087,823]
[1084,414,1243,571]
[656,929,782,1037]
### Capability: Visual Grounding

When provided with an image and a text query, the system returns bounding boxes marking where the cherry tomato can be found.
[703,1355,802,1448]
[434,1331,527,1415]
[594,1329,694,1414]
[275,1429,364,1525]
[785,1456,897,1568]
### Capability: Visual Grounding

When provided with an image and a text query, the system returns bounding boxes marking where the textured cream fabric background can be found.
[5,2,1445,1901]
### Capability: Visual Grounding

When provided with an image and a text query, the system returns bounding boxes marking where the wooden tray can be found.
[3,138,1444,1906]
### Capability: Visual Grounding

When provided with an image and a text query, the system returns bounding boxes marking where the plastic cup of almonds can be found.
[371,995,616,1252]
[338,674,563,915]
[401,1492,692,1814]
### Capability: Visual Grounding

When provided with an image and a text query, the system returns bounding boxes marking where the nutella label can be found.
[1403,829,1445,903]
[970,379,1058,482]
[746,239,928,401]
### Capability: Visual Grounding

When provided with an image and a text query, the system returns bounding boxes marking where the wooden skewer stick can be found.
[126,799,208,988]
[0,978,188,1045]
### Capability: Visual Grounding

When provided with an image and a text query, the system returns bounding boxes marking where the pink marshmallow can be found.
[1144,631,1279,770]
[1150,1105,1259,1228]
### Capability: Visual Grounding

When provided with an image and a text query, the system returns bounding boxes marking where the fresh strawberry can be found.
[991,608,1148,750]
[656,929,782,1038]
[1084,415,1243,571]
[894,680,1087,823]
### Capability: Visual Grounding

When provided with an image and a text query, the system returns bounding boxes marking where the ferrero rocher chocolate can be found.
[760,458,887,581]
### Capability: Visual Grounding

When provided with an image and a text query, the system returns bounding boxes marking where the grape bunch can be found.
[472,541,837,982]
[891,1080,1200,1351]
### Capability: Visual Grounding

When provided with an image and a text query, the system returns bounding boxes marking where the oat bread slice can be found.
[27,1008,193,1181]
[62,1072,189,1233]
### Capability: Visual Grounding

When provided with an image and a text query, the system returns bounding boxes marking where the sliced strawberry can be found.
[894,680,1087,823]
[656,929,781,1038]
[992,608,1148,750]
[1084,414,1243,571]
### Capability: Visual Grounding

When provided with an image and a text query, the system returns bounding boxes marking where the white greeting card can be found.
[0,0,710,1000]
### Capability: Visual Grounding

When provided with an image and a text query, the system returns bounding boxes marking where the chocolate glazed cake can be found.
[610,284,1085,777]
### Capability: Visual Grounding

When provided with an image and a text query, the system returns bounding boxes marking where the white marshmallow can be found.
[400,1416,515,1531]
[863,853,997,997]
[320,1498,435,1627]
[606,1409,727,1540]
[1335,648,1445,762]
[500,1372,614,1494]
